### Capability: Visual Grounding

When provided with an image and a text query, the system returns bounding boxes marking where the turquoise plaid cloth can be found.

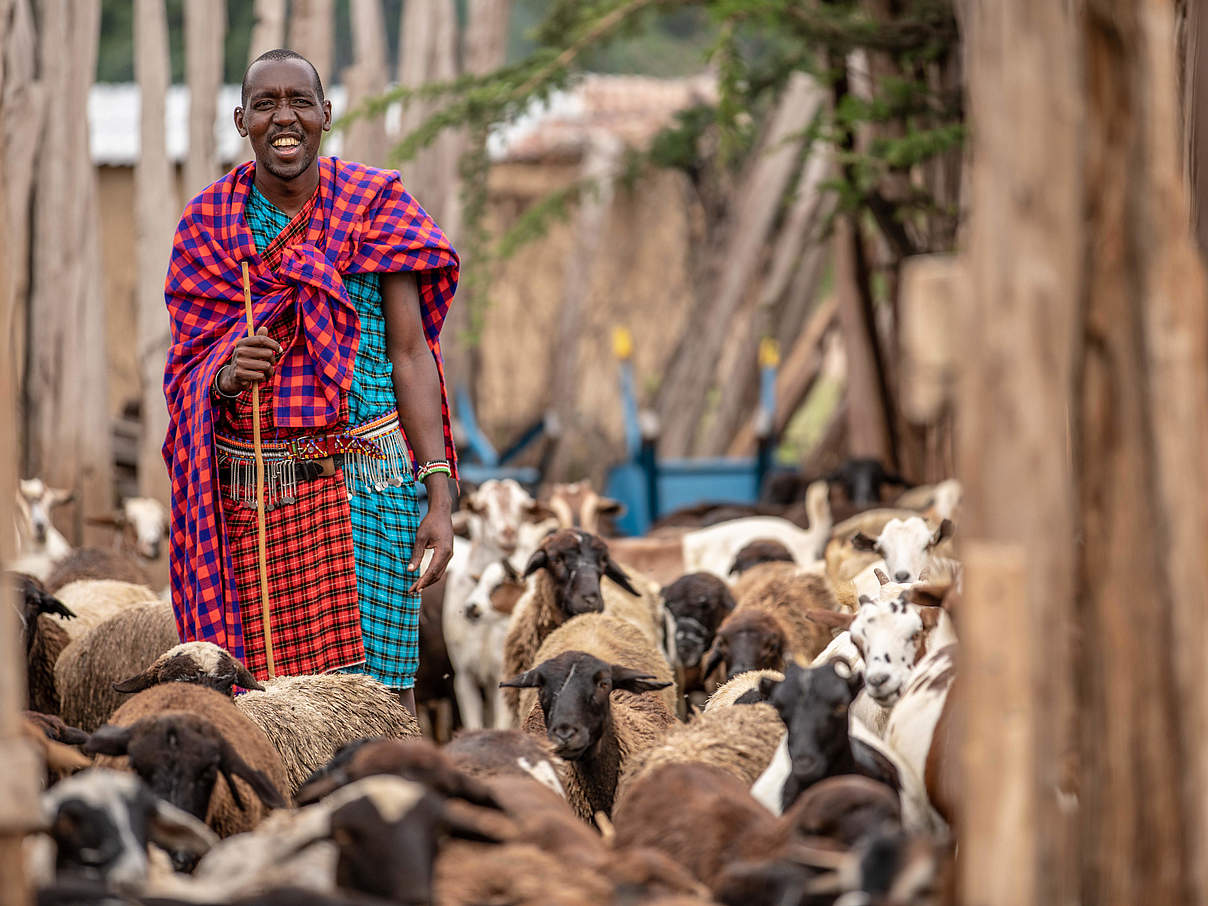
[247,186,423,689]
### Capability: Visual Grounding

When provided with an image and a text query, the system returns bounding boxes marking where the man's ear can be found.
[234,107,247,137]
[323,99,333,130]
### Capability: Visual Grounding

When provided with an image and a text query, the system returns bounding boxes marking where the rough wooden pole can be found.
[248,0,286,61]
[27,0,110,545]
[135,0,178,507]
[342,0,390,166]
[184,0,225,198]
[288,0,335,90]
[0,7,40,902]
[959,1,1082,903]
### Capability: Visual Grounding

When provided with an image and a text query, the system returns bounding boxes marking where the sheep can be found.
[785,774,903,848]
[415,566,458,743]
[45,548,153,593]
[92,682,289,837]
[702,569,842,682]
[849,516,955,585]
[502,649,674,821]
[444,729,567,796]
[516,612,678,724]
[660,573,735,713]
[12,572,75,714]
[728,538,796,576]
[55,599,180,732]
[543,480,626,536]
[619,697,785,794]
[680,480,832,578]
[23,714,92,784]
[48,579,163,642]
[443,557,524,731]
[612,762,845,893]
[33,769,218,887]
[500,529,641,723]
[11,478,74,581]
[232,674,422,796]
[748,661,944,833]
[108,641,422,796]
[601,558,670,655]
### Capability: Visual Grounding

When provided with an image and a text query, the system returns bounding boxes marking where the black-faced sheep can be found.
[503,649,674,821]
[703,570,841,682]
[55,600,181,732]
[516,612,677,728]
[500,529,640,723]
[659,572,734,698]
[13,572,76,714]
[92,682,290,837]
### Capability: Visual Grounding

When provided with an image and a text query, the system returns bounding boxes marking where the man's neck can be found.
[252,163,320,218]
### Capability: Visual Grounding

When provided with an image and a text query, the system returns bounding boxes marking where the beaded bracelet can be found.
[415,460,452,483]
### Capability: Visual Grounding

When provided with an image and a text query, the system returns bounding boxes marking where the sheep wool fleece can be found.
[164,157,459,686]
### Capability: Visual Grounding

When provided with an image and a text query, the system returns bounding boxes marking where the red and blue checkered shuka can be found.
[163,157,459,664]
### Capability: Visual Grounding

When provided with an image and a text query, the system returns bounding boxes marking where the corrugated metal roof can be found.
[89,74,715,167]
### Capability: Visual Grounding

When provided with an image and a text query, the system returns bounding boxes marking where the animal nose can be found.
[550,724,577,745]
[894,571,910,583]
[867,671,890,689]
[465,603,482,621]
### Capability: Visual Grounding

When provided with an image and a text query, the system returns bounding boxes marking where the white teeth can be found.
[272,137,300,148]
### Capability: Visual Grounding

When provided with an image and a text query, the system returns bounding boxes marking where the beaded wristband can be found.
[416,460,452,483]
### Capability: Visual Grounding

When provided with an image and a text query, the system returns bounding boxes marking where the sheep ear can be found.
[804,609,854,631]
[719,587,737,613]
[499,668,543,689]
[929,519,954,547]
[603,559,640,597]
[701,643,726,682]
[83,724,133,757]
[610,666,672,695]
[727,556,744,576]
[440,798,512,845]
[522,549,548,578]
[112,667,159,695]
[228,657,264,692]
[873,568,890,586]
[850,532,879,552]
[148,799,218,857]
[219,739,288,812]
[757,675,781,700]
[34,588,75,620]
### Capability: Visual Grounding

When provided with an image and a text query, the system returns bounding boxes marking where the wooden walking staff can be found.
[242,260,277,679]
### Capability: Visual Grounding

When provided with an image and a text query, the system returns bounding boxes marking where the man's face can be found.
[235,58,331,182]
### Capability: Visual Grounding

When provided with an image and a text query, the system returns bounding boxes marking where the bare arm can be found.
[381,270,455,591]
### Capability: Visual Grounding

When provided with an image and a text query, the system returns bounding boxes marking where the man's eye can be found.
[292,98,312,106]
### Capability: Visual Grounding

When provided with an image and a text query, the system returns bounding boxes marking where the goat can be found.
[12,478,74,581]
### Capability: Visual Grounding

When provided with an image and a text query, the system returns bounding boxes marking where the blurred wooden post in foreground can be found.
[0,4,38,902]
[960,0,1208,903]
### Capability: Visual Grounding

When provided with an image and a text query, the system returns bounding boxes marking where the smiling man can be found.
[162,50,459,713]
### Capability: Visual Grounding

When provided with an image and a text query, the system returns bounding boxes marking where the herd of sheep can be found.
[10,463,966,905]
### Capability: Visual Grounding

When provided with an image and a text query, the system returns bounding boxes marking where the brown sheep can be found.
[94,682,289,836]
[703,570,842,682]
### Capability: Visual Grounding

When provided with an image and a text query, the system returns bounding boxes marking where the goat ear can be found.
[499,668,543,689]
[450,511,473,538]
[594,497,626,518]
[148,799,218,857]
[49,489,75,508]
[462,494,487,516]
[522,548,548,578]
[84,514,124,529]
[850,532,879,552]
[219,739,288,812]
[609,666,671,695]
[905,583,947,610]
[524,501,558,523]
[83,724,133,757]
[602,558,640,597]
[112,667,159,695]
[929,518,954,547]
[804,609,854,631]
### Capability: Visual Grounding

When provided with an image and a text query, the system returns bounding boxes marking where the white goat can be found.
[12,478,74,581]
[850,516,953,585]
[681,480,832,578]
[87,497,170,560]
